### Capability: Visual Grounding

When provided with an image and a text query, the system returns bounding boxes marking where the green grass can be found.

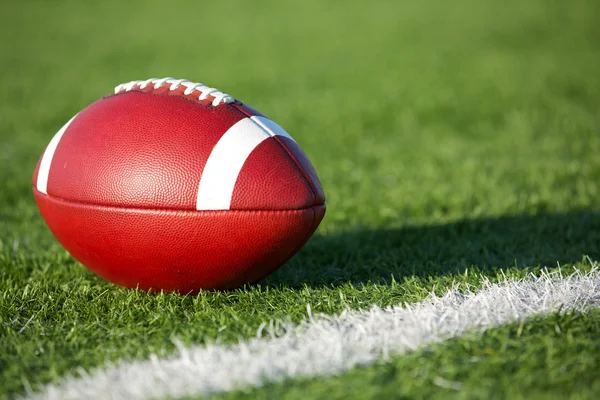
[216,309,600,400]
[1,0,600,398]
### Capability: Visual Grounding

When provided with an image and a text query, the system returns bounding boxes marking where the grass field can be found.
[1,0,600,398]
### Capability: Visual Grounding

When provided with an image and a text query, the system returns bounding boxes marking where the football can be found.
[32,77,326,292]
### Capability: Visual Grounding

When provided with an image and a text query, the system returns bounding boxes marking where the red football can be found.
[33,77,325,292]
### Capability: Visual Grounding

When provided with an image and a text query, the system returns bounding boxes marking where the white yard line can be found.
[28,268,600,400]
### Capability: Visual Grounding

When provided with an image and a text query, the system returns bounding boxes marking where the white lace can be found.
[114,77,235,107]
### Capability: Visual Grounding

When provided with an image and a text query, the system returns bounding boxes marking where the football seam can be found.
[33,187,321,214]
[231,103,324,206]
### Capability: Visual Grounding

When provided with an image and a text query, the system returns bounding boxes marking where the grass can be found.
[1,0,600,398]
[215,309,600,400]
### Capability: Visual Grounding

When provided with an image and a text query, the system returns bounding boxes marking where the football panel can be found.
[276,136,326,205]
[45,92,245,210]
[231,103,325,205]
[34,189,325,292]
[230,137,315,210]
[237,199,326,286]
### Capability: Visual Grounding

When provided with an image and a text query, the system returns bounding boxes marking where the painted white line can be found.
[195,117,293,211]
[36,115,77,194]
[28,267,600,400]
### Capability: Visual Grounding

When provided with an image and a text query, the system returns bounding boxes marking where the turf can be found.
[215,309,600,400]
[1,0,600,398]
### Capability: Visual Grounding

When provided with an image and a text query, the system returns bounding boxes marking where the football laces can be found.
[115,77,235,107]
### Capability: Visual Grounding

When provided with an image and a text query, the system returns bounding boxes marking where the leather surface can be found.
[231,138,315,209]
[44,91,323,210]
[232,103,325,205]
[35,189,325,292]
[277,136,326,205]
[33,86,326,291]
[46,92,244,210]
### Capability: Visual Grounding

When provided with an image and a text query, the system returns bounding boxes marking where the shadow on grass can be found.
[268,210,600,287]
